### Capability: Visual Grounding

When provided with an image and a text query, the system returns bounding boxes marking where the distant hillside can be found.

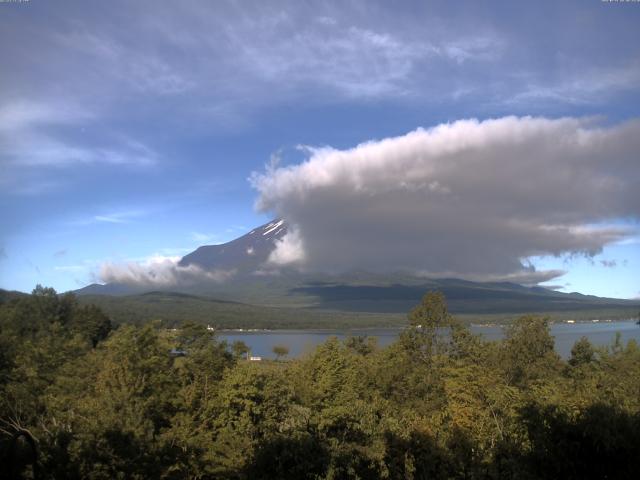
[75,282,147,296]
[4,284,636,329]
[77,291,405,329]
[75,289,639,329]
[76,273,640,317]
[0,289,28,304]
[290,278,640,314]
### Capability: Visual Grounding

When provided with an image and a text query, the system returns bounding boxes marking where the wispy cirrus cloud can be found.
[54,264,87,273]
[506,62,640,107]
[190,232,221,244]
[0,101,93,133]
[0,100,157,169]
[2,1,638,137]
[190,225,248,245]
[93,211,144,224]
[0,175,64,197]
[54,30,195,96]
[68,209,148,226]
[0,0,520,135]
[2,0,638,153]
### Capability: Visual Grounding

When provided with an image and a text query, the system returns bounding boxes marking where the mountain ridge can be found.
[178,219,287,273]
[72,219,640,320]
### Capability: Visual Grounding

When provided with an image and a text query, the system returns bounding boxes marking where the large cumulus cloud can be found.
[252,116,640,282]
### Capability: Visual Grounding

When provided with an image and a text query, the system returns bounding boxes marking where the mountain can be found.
[179,219,287,273]
[74,282,147,296]
[73,219,640,323]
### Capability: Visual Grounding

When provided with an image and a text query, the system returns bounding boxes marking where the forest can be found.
[1,286,639,479]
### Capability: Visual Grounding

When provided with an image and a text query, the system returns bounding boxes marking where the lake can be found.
[219,319,640,359]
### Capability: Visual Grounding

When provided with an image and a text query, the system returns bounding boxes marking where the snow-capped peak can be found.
[262,219,284,236]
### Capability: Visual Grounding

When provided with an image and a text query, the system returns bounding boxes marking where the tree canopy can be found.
[1,289,639,479]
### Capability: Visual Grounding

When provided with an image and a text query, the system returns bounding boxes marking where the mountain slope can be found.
[290,278,639,314]
[76,291,404,329]
[178,219,286,273]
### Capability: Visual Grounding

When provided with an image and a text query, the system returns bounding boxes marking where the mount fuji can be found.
[74,219,640,322]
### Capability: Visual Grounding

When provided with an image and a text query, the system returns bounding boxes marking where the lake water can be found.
[219,320,640,359]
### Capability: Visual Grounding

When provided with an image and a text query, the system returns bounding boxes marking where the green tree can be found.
[345,335,377,356]
[569,336,595,367]
[36,324,179,478]
[400,291,467,363]
[273,344,289,361]
[4,286,640,478]
[209,363,294,474]
[71,303,112,348]
[501,315,561,388]
[232,340,250,360]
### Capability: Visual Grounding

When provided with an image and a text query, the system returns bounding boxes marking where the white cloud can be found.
[252,116,640,281]
[224,18,502,100]
[2,0,638,146]
[99,255,235,287]
[415,268,568,286]
[68,209,148,226]
[191,231,220,243]
[94,210,146,224]
[0,101,92,133]
[437,36,503,64]
[55,30,195,96]
[54,265,87,273]
[267,228,305,266]
[3,1,506,115]
[507,62,640,106]
[615,235,640,246]
[1,176,63,196]
[0,100,157,168]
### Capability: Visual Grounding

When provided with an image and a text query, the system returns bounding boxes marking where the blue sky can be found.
[1,0,639,298]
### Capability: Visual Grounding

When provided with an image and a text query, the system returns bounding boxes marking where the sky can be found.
[1,0,639,299]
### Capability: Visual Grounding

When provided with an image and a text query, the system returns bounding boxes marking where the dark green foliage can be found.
[231,340,250,359]
[77,291,408,329]
[569,336,596,367]
[501,315,560,387]
[246,434,329,480]
[1,287,639,479]
[344,335,377,355]
[518,403,640,479]
[272,344,289,360]
[384,430,454,480]
[71,304,112,348]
